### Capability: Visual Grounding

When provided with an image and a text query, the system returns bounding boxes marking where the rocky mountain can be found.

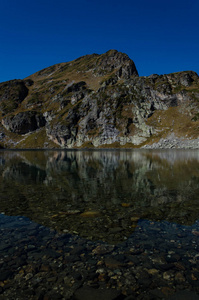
[0,49,199,149]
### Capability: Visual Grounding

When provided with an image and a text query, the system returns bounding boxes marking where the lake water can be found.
[0,150,199,299]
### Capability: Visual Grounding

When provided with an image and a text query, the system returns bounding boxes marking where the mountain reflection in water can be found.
[0,149,199,243]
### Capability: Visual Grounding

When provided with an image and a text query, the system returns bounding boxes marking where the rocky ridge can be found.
[0,50,199,149]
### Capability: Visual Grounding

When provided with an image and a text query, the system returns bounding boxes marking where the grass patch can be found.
[78,141,94,148]
[15,128,59,149]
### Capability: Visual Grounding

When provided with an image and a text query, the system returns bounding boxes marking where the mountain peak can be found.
[91,49,138,79]
[26,50,138,90]
[105,49,119,55]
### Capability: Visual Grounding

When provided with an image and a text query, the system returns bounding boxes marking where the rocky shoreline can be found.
[1,214,199,300]
[142,134,199,149]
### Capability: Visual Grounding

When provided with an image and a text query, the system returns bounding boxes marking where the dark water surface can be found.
[0,150,199,299]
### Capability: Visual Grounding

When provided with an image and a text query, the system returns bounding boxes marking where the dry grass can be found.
[146,106,199,140]
[15,128,59,149]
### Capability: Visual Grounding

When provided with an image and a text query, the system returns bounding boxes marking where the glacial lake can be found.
[0,149,199,299]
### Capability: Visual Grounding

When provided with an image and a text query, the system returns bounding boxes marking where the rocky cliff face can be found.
[0,50,199,149]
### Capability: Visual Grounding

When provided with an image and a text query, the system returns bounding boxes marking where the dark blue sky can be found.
[0,0,199,82]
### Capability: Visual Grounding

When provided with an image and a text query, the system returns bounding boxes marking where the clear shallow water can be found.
[0,149,199,299]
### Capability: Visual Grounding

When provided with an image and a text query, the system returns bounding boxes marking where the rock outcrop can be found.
[0,50,199,149]
[0,80,30,115]
[2,111,46,134]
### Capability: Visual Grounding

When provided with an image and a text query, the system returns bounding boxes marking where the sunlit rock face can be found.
[0,50,199,149]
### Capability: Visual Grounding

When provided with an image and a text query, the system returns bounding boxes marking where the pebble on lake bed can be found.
[1,212,199,299]
[80,211,101,217]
